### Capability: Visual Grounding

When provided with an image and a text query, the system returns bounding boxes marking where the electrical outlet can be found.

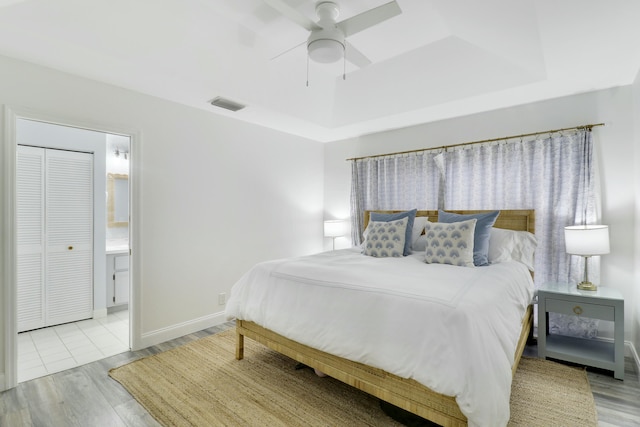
[218,292,226,305]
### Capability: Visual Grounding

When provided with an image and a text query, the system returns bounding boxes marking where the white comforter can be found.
[225,248,534,427]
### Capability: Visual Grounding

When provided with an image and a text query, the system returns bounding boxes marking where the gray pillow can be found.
[438,210,499,266]
[370,209,417,256]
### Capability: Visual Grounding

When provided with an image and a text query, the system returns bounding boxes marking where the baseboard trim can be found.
[601,339,640,381]
[138,311,227,350]
[93,308,108,319]
[627,341,640,382]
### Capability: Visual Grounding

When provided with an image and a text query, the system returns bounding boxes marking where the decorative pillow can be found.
[411,216,428,251]
[424,219,476,267]
[438,210,499,266]
[488,228,537,271]
[370,209,417,256]
[362,218,408,258]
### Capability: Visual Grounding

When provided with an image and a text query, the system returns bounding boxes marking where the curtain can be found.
[435,130,598,286]
[350,130,600,337]
[350,150,443,244]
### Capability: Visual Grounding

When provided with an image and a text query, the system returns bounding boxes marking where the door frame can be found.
[2,105,141,389]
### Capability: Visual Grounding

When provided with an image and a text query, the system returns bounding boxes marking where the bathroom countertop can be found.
[106,239,129,255]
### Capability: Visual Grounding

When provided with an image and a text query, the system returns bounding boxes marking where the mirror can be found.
[107,173,129,227]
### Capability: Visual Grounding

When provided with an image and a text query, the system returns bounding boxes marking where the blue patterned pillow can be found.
[424,219,476,267]
[363,218,408,258]
[438,210,499,266]
[370,209,417,256]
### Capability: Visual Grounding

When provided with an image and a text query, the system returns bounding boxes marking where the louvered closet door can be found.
[17,146,45,332]
[45,149,94,327]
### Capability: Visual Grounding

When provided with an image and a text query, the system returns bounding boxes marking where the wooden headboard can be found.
[363,209,535,234]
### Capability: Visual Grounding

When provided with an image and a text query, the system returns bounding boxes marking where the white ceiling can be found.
[1,0,639,142]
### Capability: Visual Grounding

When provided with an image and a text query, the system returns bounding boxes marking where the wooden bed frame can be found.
[236,209,535,427]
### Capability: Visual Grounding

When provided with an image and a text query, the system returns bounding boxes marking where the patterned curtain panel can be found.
[435,130,598,287]
[350,150,443,244]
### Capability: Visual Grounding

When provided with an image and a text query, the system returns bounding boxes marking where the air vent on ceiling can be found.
[209,96,246,112]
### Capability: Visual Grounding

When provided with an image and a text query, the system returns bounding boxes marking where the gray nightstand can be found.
[537,282,624,380]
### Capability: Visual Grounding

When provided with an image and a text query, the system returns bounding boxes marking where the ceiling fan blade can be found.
[270,40,306,61]
[337,1,401,37]
[263,0,322,32]
[345,41,372,68]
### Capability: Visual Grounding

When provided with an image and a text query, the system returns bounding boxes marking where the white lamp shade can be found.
[564,225,610,256]
[307,24,344,64]
[324,220,348,237]
[308,38,344,63]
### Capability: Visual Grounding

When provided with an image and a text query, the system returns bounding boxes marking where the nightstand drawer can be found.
[546,298,614,321]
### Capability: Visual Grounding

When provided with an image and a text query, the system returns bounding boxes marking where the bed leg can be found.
[236,330,244,360]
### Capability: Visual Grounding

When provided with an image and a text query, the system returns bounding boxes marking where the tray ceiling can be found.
[0,0,638,141]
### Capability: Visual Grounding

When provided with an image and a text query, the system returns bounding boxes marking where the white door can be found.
[16,146,45,332]
[16,146,94,332]
[45,149,94,326]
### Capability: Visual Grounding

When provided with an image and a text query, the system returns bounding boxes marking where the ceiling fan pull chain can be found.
[343,45,346,80]
[306,53,310,87]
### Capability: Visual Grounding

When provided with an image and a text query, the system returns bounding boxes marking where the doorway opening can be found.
[6,114,135,386]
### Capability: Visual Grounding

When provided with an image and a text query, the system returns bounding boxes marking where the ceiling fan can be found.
[264,0,402,68]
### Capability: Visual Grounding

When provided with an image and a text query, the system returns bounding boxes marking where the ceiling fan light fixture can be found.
[265,0,401,69]
[308,38,344,63]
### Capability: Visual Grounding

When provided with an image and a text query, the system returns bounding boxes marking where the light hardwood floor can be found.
[1,322,639,426]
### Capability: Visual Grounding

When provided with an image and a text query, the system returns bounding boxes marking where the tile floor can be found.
[17,310,129,383]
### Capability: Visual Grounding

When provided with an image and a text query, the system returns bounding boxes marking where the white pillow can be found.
[423,219,476,267]
[411,216,428,251]
[488,228,537,271]
[362,217,408,258]
[413,234,428,252]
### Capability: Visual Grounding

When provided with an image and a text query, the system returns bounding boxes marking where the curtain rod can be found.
[346,122,605,162]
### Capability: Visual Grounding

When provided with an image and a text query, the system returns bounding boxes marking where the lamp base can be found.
[577,281,598,291]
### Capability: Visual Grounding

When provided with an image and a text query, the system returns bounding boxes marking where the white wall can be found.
[0,54,324,388]
[324,87,639,358]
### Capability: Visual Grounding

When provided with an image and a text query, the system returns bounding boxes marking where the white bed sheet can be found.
[226,248,534,427]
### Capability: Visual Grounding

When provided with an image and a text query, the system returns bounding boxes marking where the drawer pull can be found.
[68,246,73,250]
[573,305,583,315]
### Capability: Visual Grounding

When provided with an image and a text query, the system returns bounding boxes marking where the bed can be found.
[227,209,535,427]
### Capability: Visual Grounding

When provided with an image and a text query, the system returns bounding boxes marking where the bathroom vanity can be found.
[106,241,129,309]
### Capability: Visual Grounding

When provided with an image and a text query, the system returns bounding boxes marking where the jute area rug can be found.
[109,330,597,427]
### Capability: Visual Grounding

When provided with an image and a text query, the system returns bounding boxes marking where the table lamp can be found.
[564,224,610,291]
[324,220,347,250]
